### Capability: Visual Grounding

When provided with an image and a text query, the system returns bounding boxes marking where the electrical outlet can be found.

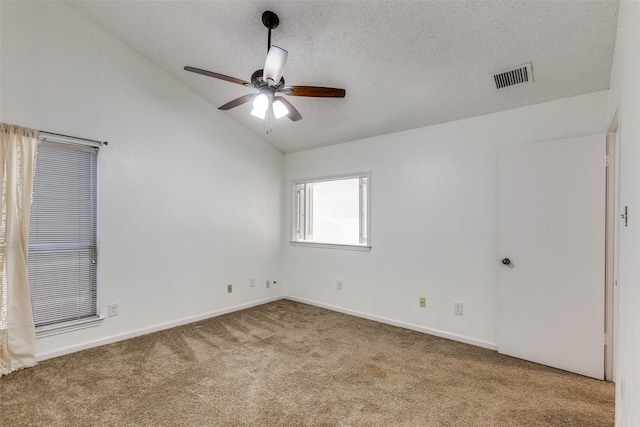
[419,297,426,308]
[249,278,255,287]
[454,302,463,315]
[266,280,270,288]
[107,303,118,317]
[227,284,233,293]
[337,280,343,290]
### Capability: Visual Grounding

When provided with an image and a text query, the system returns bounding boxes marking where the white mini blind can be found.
[28,140,98,327]
[295,183,305,240]
[359,176,368,245]
[0,270,6,330]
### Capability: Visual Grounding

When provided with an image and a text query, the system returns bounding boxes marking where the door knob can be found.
[501,258,511,265]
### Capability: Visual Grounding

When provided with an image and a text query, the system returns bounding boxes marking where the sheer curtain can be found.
[0,123,38,375]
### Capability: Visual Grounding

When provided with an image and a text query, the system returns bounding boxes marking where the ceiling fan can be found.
[184,11,346,132]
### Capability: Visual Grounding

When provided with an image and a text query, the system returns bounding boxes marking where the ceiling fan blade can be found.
[275,96,303,121]
[218,94,255,111]
[284,86,346,98]
[263,46,288,85]
[184,66,252,87]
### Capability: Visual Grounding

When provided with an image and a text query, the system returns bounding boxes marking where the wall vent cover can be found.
[493,63,533,90]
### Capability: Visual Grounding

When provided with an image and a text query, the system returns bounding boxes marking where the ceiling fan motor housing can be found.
[251,69,285,89]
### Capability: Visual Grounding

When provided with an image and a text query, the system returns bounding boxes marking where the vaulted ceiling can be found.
[69,1,619,153]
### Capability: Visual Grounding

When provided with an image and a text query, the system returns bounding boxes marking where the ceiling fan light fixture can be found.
[253,93,270,112]
[250,108,266,119]
[263,46,288,85]
[273,99,289,119]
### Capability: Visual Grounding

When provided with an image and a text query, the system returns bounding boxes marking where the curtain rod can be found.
[40,130,108,146]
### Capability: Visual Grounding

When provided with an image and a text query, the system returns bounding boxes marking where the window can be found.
[28,135,100,334]
[0,270,5,331]
[292,173,370,250]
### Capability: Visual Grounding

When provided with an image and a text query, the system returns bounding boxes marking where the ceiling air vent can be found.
[493,63,533,90]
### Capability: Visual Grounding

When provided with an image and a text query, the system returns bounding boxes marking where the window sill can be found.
[35,316,104,338]
[289,241,371,252]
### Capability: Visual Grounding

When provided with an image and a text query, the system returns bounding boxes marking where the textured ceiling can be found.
[69,1,619,154]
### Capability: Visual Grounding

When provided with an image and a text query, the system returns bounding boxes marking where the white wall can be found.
[0,1,284,359]
[283,90,609,349]
[608,1,640,425]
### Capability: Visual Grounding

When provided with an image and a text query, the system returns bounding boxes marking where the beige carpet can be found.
[1,300,614,426]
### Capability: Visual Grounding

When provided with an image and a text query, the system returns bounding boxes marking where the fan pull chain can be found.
[266,102,273,134]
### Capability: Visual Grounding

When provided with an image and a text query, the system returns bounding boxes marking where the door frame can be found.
[605,110,619,382]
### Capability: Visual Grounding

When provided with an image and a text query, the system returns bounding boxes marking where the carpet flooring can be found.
[1,299,614,426]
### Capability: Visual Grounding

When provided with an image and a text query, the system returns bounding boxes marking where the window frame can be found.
[290,172,371,251]
[30,132,103,337]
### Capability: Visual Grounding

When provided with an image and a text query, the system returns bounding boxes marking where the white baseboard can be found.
[36,296,285,361]
[37,294,498,361]
[285,296,499,351]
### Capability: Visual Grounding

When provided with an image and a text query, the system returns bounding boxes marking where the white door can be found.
[498,134,605,380]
